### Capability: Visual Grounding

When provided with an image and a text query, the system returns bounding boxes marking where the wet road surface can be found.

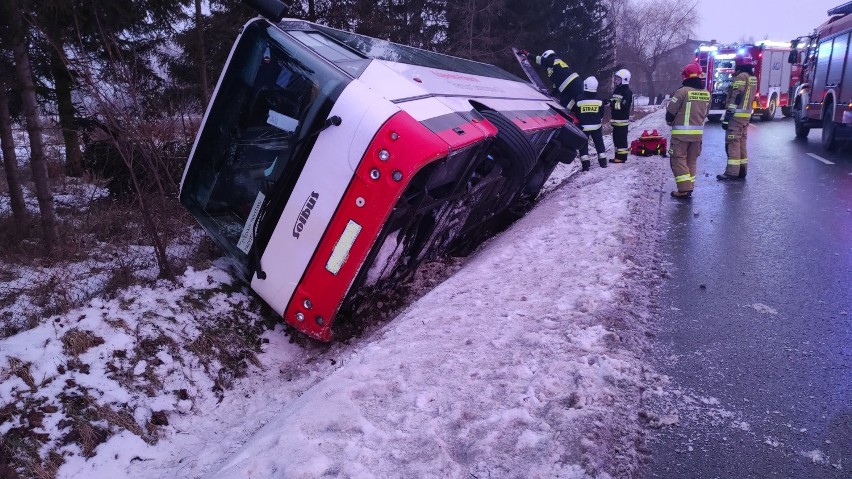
[648,116,852,478]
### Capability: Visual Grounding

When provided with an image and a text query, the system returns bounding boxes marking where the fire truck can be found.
[695,41,794,122]
[790,1,852,150]
[179,0,586,341]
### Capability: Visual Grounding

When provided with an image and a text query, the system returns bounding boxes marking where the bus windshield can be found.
[180,20,348,279]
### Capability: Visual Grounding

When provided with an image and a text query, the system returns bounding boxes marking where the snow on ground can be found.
[3,108,677,478]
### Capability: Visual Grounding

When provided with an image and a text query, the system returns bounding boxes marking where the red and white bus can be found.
[791,1,852,150]
[179,5,585,341]
[696,41,794,122]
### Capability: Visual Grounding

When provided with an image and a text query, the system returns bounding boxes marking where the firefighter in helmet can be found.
[610,69,633,163]
[574,76,609,171]
[535,50,583,110]
[717,54,757,181]
[665,62,710,198]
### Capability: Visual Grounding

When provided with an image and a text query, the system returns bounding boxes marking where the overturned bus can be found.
[179,3,587,341]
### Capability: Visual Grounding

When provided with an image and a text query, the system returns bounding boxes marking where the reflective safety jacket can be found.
[727,71,757,122]
[666,86,710,141]
[611,84,633,126]
[573,92,606,132]
[547,59,583,109]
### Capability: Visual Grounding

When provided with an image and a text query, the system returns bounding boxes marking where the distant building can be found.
[652,39,710,97]
[619,39,710,103]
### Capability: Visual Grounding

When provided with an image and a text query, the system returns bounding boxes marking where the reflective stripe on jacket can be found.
[611,84,633,122]
[727,71,757,120]
[575,97,604,132]
[667,87,709,141]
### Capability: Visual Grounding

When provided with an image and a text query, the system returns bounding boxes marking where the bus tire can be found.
[480,110,537,177]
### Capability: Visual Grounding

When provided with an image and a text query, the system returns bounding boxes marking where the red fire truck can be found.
[790,1,852,150]
[695,41,794,122]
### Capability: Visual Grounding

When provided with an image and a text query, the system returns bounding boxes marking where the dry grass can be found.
[60,329,105,356]
[5,357,36,390]
[95,403,149,442]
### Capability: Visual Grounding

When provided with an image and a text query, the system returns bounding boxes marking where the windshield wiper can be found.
[295,115,341,147]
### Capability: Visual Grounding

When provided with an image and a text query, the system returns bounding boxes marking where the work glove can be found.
[519,49,529,56]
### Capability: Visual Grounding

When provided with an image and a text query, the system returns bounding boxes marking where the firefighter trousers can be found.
[612,123,629,161]
[580,129,606,161]
[724,119,749,177]
[669,138,701,192]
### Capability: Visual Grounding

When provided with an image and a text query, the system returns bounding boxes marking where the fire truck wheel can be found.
[761,97,777,121]
[479,110,537,178]
[794,110,810,139]
[822,103,838,151]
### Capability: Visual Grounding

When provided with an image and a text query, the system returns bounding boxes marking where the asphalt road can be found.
[648,115,852,479]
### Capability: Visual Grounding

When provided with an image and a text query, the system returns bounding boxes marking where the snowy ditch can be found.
[2,108,682,478]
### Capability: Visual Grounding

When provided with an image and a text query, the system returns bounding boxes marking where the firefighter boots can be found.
[610,152,628,163]
[670,190,692,199]
[581,160,591,171]
[716,173,742,181]
[598,155,608,168]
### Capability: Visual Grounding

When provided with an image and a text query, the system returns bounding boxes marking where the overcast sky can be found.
[695,0,843,44]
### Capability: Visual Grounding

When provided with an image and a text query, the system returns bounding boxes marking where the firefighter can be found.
[610,69,633,163]
[574,76,608,171]
[534,50,583,109]
[717,54,757,181]
[665,62,710,198]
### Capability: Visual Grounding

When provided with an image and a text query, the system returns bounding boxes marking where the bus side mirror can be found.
[244,0,289,22]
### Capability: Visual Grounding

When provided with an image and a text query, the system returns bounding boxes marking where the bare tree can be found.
[70,32,186,279]
[4,0,61,254]
[616,0,699,98]
[194,0,210,109]
[0,75,28,225]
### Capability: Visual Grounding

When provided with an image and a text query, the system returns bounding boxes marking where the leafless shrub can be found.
[60,328,105,356]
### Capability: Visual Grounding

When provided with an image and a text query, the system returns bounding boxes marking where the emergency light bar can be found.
[698,45,718,52]
[714,53,736,59]
[756,40,793,48]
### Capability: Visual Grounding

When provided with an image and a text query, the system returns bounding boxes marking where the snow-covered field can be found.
[2,109,677,478]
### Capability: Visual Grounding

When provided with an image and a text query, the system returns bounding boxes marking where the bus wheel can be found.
[479,110,537,177]
[822,103,838,151]
[761,96,776,121]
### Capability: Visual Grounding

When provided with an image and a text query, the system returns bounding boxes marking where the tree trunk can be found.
[50,48,84,177]
[643,66,656,101]
[8,3,60,254]
[0,77,28,225]
[194,0,210,109]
